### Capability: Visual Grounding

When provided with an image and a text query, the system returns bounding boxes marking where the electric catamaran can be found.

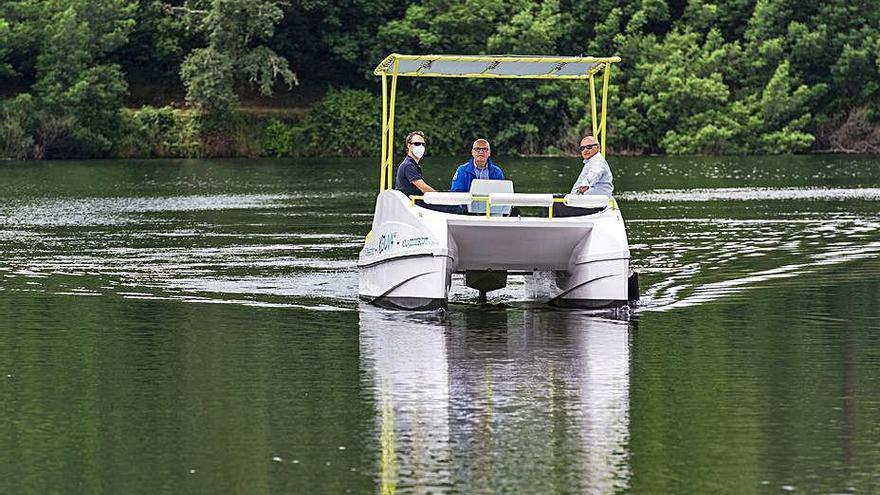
[358,54,638,310]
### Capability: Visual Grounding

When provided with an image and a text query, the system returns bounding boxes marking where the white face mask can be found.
[411,144,425,159]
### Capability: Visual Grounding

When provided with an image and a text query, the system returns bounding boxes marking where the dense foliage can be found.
[178,0,296,114]
[2,0,879,159]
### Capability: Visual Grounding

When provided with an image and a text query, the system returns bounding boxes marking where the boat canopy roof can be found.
[374,54,621,80]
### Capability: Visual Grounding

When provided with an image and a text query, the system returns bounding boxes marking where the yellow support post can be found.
[600,63,611,154]
[387,60,400,190]
[380,74,388,191]
[589,74,598,138]
[485,198,491,218]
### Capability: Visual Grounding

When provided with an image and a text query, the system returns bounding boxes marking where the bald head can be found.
[472,138,491,167]
[579,135,600,159]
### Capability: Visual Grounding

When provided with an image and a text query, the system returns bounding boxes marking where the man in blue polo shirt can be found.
[450,138,504,192]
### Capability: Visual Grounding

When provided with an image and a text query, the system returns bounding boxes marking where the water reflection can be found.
[359,306,635,493]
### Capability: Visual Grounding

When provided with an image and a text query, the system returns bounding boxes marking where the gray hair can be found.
[472,138,490,149]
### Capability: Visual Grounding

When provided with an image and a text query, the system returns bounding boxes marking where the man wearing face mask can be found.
[395,130,435,197]
[395,130,461,213]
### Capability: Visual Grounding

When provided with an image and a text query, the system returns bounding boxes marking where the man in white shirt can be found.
[570,135,613,197]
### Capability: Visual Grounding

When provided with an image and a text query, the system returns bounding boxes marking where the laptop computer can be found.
[468,179,514,216]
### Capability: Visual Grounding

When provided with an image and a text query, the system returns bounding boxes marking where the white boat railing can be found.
[562,194,611,208]
[413,192,616,219]
[489,193,554,207]
[421,192,474,205]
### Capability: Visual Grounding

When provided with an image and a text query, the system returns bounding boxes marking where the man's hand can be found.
[413,179,436,193]
[577,185,589,194]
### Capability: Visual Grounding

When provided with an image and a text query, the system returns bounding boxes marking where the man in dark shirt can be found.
[394,131,461,213]
[395,130,436,196]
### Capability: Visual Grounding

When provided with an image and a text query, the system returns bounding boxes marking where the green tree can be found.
[486,0,568,54]
[0,0,136,158]
[0,18,12,77]
[272,0,405,83]
[0,95,36,159]
[33,0,135,156]
[178,0,297,115]
[609,28,733,153]
[1,0,51,85]
[5,0,880,158]
[362,0,595,155]
[114,0,191,103]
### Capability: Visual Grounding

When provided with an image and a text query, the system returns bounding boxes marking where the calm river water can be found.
[1,155,879,494]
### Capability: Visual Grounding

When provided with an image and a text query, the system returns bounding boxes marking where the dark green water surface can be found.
[1,155,879,493]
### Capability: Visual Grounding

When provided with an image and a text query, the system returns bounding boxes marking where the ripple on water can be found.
[634,213,880,311]
[619,186,880,202]
[2,183,879,313]
[0,194,300,226]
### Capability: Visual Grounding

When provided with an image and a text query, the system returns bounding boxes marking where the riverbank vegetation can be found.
[1,0,879,159]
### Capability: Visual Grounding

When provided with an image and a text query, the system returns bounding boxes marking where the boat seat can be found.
[550,194,609,217]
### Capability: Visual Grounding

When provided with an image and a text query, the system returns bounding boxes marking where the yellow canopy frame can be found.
[374,54,621,191]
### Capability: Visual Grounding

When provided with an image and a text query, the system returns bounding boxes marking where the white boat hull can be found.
[358,190,633,309]
[359,254,453,310]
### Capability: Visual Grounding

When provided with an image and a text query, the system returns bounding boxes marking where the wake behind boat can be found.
[358,54,638,310]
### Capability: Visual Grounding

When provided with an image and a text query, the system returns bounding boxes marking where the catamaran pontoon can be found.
[358,54,638,310]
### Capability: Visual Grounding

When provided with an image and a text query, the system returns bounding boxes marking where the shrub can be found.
[0,95,36,160]
[296,88,380,156]
[115,106,204,158]
[262,119,294,156]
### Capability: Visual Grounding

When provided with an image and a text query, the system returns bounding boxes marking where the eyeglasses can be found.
[472,147,489,152]
[579,144,599,151]
[410,142,425,147]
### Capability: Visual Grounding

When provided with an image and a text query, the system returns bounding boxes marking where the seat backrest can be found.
[468,179,514,215]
